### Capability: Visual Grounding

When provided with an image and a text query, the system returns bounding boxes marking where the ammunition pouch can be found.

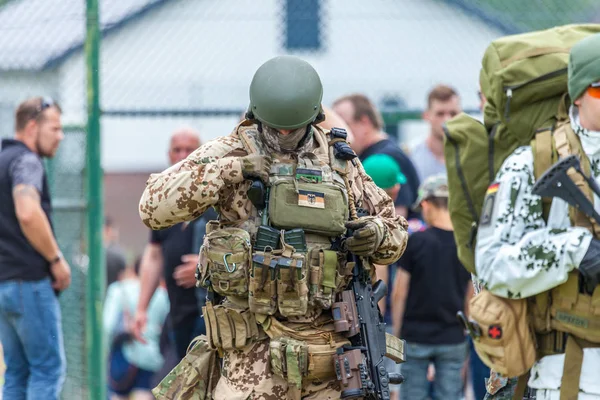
[249,251,278,315]
[276,250,308,318]
[308,248,353,309]
[197,227,252,298]
[202,301,264,351]
[248,237,309,317]
[152,335,220,400]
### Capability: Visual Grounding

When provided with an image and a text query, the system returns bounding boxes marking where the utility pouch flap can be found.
[321,250,337,291]
[152,335,219,400]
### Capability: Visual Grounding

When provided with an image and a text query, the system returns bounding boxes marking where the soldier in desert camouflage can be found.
[139,55,408,399]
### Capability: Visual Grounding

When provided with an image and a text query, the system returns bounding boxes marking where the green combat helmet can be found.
[248,55,323,130]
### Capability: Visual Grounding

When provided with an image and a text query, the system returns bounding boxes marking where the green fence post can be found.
[85,0,105,399]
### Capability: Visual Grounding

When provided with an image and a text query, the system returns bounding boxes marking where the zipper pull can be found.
[504,88,513,122]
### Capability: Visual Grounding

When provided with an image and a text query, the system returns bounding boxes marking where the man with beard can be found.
[0,97,69,400]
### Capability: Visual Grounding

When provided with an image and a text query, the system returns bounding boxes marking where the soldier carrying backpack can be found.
[444,25,600,399]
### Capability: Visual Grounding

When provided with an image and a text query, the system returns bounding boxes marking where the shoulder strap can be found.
[553,121,600,238]
[235,120,263,156]
[532,128,556,222]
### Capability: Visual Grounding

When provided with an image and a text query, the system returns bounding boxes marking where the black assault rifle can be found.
[331,210,405,400]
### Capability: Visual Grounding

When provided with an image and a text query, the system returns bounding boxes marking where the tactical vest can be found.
[195,122,361,393]
[524,111,600,400]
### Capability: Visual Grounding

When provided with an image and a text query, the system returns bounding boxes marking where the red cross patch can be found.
[488,325,503,339]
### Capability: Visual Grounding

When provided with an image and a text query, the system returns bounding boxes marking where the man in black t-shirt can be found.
[0,97,69,400]
[392,174,471,400]
[332,93,421,220]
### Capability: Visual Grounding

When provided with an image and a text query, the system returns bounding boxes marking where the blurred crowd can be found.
[98,83,483,400]
[0,84,482,400]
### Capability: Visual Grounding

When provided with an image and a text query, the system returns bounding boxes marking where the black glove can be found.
[578,238,600,294]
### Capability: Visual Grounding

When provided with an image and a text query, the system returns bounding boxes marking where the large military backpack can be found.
[444,23,600,275]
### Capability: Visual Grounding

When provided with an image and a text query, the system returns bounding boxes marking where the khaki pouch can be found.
[152,335,220,400]
[248,251,278,315]
[268,179,349,236]
[549,271,600,342]
[269,337,344,387]
[198,227,251,297]
[469,289,536,377]
[202,301,261,351]
[308,248,354,310]
[277,248,308,318]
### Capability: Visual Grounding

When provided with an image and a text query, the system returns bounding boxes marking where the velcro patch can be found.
[298,190,325,209]
[488,325,503,339]
[296,168,322,183]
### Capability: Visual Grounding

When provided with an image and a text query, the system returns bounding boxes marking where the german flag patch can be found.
[486,182,500,195]
[298,190,325,209]
[480,182,499,226]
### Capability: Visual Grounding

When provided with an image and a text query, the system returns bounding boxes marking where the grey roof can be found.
[0,0,168,71]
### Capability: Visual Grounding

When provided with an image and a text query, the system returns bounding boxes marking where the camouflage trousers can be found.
[213,339,341,400]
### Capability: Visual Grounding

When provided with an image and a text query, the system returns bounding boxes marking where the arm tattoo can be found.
[13,184,41,202]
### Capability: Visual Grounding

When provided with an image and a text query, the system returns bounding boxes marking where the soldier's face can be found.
[575,83,600,132]
[278,129,293,135]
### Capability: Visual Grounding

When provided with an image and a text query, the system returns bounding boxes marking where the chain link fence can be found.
[0,0,599,399]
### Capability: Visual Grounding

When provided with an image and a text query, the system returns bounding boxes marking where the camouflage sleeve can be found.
[475,146,592,299]
[139,135,246,230]
[349,158,409,265]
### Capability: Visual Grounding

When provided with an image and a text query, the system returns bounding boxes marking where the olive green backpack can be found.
[444,23,600,274]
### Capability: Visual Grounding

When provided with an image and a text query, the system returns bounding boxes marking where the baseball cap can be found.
[362,154,407,190]
[412,173,449,211]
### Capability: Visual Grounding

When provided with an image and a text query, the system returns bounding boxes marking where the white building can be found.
[0,0,504,173]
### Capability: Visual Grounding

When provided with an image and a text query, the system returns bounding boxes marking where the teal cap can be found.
[362,154,407,190]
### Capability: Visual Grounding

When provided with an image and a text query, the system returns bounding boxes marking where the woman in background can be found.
[104,257,170,400]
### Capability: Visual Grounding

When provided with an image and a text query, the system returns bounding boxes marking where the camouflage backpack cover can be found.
[444,23,600,274]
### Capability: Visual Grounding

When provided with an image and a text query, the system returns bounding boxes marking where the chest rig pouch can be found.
[268,155,349,236]
[197,224,252,298]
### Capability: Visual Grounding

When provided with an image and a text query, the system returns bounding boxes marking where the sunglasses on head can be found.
[588,83,600,99]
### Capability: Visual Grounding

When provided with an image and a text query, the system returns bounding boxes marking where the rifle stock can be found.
[532,155,600,225]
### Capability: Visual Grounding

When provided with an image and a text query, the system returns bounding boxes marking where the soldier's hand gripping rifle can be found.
[532,154,600,225]
[331,210,406,400]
